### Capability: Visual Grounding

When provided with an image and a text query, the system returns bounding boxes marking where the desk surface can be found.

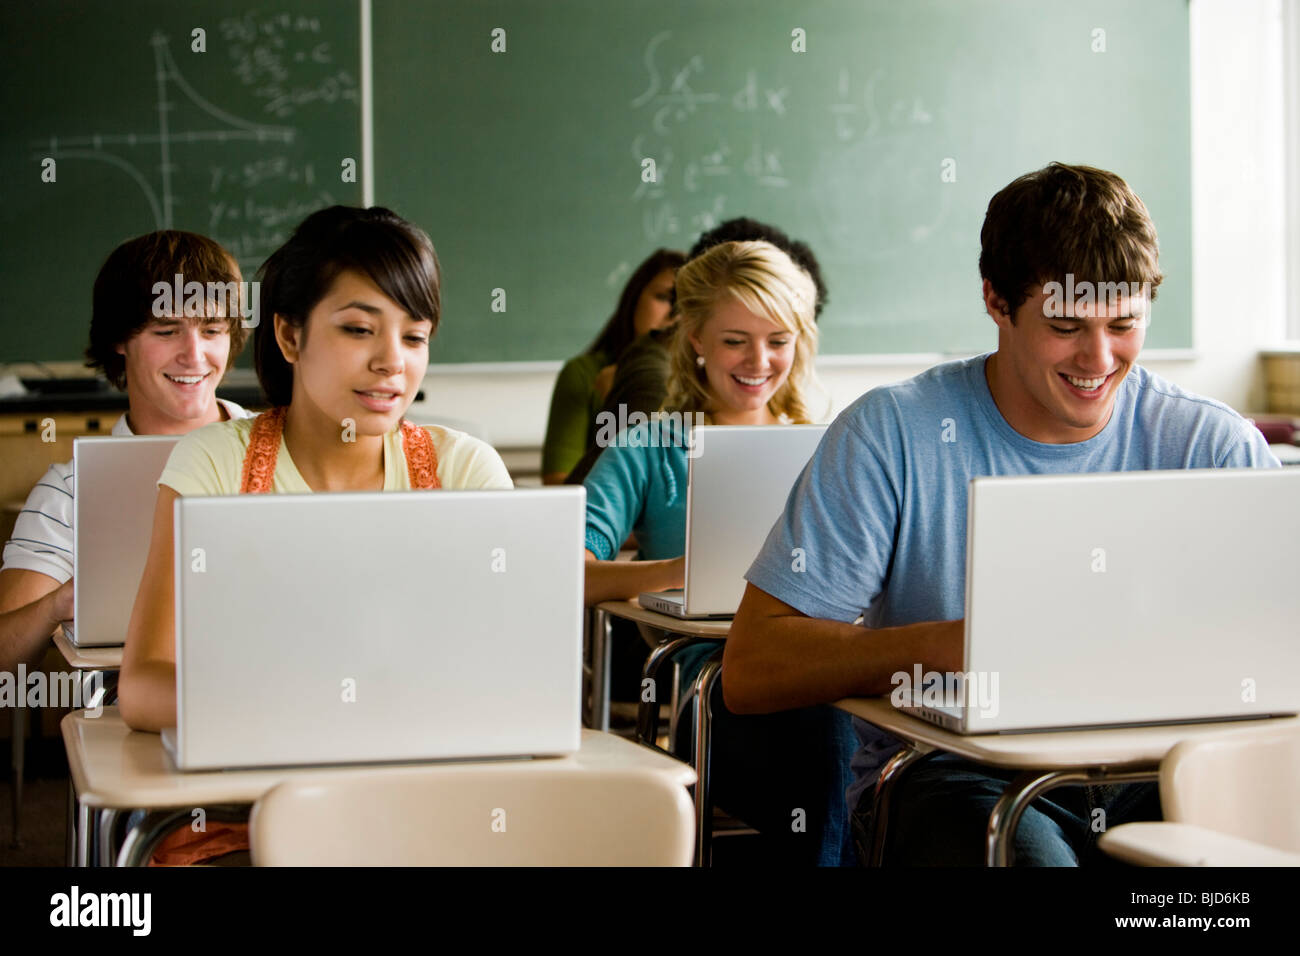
[53,627,122,670]
[597,599,732,638]
[63,709,695,810]
[835,697,1300,770]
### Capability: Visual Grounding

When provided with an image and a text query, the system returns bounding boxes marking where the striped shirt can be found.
[1,400,250,583]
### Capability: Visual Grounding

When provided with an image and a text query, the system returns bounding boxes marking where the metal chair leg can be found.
[667,662,681,753]
[692,651,724,867]
[117,806,250,867]
[636,635,697,746]
[10,705,24,847]
[65,779,76,865]
[75,798,91,867]
[587,607,612,732]
[866,745,933,866]
[985,767,1156,866]
[96,808,123,867]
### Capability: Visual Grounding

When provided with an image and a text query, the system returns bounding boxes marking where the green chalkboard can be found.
[2,0,1192,366]
[374,0,1192,362]
[0,0,362,365]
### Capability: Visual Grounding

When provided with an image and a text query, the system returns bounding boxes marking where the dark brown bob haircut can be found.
[254,205,441,407]
[587,247,687,360]
[978,162,1163,320]
[85,231,247,389]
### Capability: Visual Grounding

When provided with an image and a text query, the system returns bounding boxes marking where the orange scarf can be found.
[238,406,440,492]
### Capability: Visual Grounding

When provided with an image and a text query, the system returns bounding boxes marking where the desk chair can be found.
[1099,723,1300,866]
[250,763,694,866]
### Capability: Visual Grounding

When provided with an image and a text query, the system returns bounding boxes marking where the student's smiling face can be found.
[275,269,431,435]
[984,279,1148,443]
[689,296,796,425]
[116,314,231,431]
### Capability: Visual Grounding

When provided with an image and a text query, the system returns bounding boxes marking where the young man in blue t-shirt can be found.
[725,163,1280,866]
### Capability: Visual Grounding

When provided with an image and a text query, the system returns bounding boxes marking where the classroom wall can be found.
[1177,0,1288,410]
[401,0,1293,450]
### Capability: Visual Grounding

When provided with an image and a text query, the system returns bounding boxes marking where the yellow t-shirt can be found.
[158,416,513,495]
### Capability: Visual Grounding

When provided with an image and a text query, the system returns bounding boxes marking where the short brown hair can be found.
[254,206,441,407]
[979,163,1163,319]
[85,231,247,389]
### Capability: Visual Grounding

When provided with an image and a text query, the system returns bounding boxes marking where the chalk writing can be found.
[30,12,358,272]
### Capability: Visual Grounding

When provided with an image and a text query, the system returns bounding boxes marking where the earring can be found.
[696,355,705,368]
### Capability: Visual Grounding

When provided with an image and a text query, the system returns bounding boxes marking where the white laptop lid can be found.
[72,436,179,646]
[681,425,827,616]
[955,468,1300,733]
[172,487,584,770]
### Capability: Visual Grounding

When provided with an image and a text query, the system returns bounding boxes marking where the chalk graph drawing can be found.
[31,32,294,230]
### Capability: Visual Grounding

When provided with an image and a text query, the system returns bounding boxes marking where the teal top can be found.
[582,421,689,561]
[542,350,610,476]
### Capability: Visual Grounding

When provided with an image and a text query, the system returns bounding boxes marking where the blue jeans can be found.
[852,753,1162,866]
[674,645,859,866]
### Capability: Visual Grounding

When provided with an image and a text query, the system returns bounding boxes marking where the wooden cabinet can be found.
[0,412,117,524]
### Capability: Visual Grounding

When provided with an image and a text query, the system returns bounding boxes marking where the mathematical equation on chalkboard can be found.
[219,12,359,119]
[31,9,358,269]
[205,156,331,260]
[629,30,935,245]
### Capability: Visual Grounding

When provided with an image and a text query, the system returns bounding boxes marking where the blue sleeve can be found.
[582,434,648,560]
[745,403,902,623]
[1218,421,1283,469]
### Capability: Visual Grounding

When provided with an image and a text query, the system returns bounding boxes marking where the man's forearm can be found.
[723,601,962,714]
[0,592,61,674]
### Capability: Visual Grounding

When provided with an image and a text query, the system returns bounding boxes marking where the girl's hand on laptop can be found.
[582,552,685,606]
[663,555,685,591]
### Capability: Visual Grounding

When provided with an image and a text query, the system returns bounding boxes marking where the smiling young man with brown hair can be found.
[0,231,252,674]
[724,163,1280,866]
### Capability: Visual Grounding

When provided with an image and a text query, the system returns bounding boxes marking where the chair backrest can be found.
[1161,722,1300,852]
[250,763,695,866]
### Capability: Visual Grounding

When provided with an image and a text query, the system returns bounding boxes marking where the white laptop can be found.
[162,487,584,771]
[898,469,1300,733]
[638,424,827,619]
[71,436,179,646]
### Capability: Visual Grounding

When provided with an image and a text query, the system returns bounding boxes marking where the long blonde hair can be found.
[663,240,820,424]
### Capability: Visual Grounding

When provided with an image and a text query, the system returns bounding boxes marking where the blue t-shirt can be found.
[745,354,1281,811]
[582,423,689,561]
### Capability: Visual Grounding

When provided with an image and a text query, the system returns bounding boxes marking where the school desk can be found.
[9,628,117,847]
[592,599,729,865]
[588,598,729,731]
[61,707,695,867]
[52,627,120,707]
[834,696,1300,866]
